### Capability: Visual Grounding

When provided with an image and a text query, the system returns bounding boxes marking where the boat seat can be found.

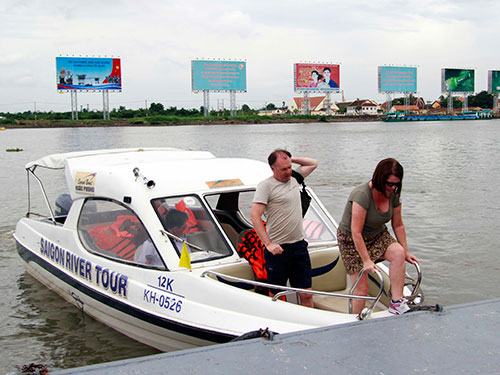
[208,262,256,291]
[309,249,389,313]
[309,249,350,313]
[213,209,251,246]
[220,223,239,246]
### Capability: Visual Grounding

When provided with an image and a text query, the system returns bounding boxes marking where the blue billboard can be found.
[56,57,122,91]
[378,66,417,93]
[192,60,247,91]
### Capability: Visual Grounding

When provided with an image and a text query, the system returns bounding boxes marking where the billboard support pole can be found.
[325,92,331,116]
[302,92,310,115]
[71,91,79,120]
[103,91,110,120]
[494,93,499,113]
[404,93,410,114]
[447,93,453,114]
[463,94,468,113]
[386,93,392,113]
[230,91,236,116]
[203,90,210,116]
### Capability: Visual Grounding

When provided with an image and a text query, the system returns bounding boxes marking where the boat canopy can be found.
[25,148,196,170]
[25,147,272,201]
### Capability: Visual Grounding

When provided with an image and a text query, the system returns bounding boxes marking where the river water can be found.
[1,120,500,372]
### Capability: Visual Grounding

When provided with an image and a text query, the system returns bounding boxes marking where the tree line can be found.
[0,102,260,122]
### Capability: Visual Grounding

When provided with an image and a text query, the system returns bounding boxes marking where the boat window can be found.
[302,195,337,243]
[206,189,337,245]
[77,198,166,269]
[152,195,233,263]
[204,191,254,247]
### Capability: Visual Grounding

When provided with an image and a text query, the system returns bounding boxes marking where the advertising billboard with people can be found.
[378,66,417,93]
[191,60,247,91]
[441,68,475,93]
[56,57,122,91]
[294,63,340,92]
[488,70,500,93]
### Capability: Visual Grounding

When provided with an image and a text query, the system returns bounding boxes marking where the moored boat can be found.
[14,148,423,351]
[382,110,492,122]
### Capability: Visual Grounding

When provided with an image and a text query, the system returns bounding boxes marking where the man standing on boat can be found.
[251,149,318,307]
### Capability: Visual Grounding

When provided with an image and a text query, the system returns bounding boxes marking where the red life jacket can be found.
[303,218,325,240]
[88,215,139,261]
[236,228,267,281]
[175,200,200,234]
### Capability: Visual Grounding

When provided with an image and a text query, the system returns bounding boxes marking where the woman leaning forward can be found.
[337,158,418,315]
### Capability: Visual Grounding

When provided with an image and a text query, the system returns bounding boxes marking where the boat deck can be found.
[54,298,500,374]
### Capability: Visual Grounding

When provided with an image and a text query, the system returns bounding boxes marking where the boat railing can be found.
[26,166,57,225]
[404,262,423,304]
[201,269,385,320]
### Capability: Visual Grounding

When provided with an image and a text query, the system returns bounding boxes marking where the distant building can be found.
[346,99,379,115]
[288,96,339,115]
[431,100,441,109]
[257,108,287,116]
[389,105,420,113]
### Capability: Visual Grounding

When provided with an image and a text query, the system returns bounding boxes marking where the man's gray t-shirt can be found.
[253,176,304,245]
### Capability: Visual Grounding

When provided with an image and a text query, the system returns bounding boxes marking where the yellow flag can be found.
[178,241,191,269]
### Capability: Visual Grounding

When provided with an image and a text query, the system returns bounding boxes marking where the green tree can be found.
[468,91,493,109]
[149,102,164,113]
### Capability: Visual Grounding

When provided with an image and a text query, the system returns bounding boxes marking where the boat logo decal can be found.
[75,172,96,195]
[40,237,128,298]
[206,178,243,189]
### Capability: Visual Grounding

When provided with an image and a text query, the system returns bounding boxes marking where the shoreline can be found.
[1,115,381,129]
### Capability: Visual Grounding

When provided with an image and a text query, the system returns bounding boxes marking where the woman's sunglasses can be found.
[385,181,399,187]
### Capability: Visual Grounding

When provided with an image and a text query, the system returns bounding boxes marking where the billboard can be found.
[378,66,417,93]
[191,60,247,91]
[488,70,500,93]
[294,63,340,92]
[56,57,122,91]
[441,68,475,93]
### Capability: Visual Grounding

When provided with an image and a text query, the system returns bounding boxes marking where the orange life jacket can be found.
[237,228,267,281]
[303,218,325,240]
[175,200,200,234]
[88,215,139,261]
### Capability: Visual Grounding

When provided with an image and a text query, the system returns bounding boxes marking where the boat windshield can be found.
[204,189,337,247]
[152,195,233,263]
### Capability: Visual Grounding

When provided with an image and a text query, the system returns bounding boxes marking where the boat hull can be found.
[16,240,231,351]
[15,217,382,352]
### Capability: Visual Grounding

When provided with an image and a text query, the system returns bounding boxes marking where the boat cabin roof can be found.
[27,148,272,201]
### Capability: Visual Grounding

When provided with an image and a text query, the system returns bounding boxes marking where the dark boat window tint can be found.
[78,198,166,269]
[152,195,233,263]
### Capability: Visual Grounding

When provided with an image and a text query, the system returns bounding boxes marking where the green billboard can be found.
[488,70,500,93]
[441,68,475,93]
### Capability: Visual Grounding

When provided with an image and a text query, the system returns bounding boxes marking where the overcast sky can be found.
[1,0,498,113]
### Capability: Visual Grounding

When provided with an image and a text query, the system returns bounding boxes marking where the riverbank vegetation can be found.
[0,101,379,128]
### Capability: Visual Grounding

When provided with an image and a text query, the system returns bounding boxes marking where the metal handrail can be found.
[405,262,423,304]
[348,269,386,318]
[26,166,57,225]
[201,269,385,320]
[159,229,207,252]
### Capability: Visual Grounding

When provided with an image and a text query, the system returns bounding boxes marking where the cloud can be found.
[0,0,499,111]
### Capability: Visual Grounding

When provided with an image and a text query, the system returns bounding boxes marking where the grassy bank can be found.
[0,114,382,128]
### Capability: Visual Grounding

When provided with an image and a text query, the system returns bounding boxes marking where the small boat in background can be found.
[382,110,492,122]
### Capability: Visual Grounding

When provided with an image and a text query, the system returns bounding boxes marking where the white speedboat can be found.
[15,148,422,351]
